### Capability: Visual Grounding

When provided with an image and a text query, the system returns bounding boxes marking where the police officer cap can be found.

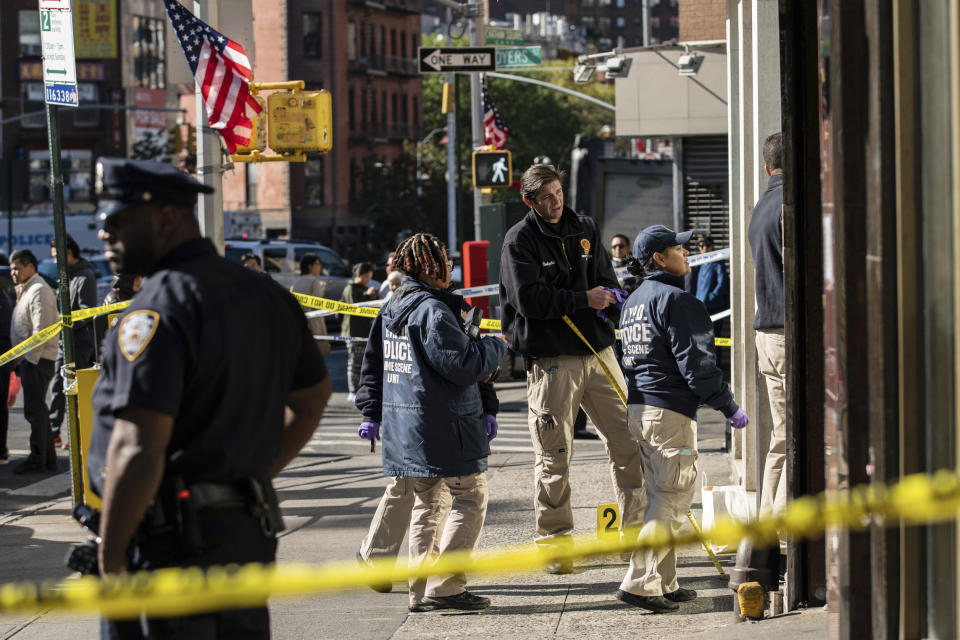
[633,225,695,265]
[95,157,213,219]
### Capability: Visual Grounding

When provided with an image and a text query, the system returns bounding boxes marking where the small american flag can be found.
[482,76,508,149]
[163,0,261,153]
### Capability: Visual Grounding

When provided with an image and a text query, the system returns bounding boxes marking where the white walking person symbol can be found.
[491,157,507,183]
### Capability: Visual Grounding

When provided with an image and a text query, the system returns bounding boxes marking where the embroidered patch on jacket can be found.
[580,238,591,255]
[118,310,160,362]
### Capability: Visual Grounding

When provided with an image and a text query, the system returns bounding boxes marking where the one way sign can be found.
[419,47,497,73]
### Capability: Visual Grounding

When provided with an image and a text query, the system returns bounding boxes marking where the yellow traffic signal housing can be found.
[441,82,455,114]
[473,149,512,188]
[267,90,332,153]
[235,95,266,154]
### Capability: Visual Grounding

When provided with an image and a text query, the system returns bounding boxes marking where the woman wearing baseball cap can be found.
[614,225,749,613]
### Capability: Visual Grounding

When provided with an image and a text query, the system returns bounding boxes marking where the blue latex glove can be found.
[485,414,498,441]
[729,408,750,430]
[358,422,381,441]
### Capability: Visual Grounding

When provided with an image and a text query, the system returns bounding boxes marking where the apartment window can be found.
[359,21,366,57]
[616,16,626,28]
[245,163,258,207]
[381,90,387,127]
[305,156,324,206]
[401,92,408,125]
[303,12,322,58]
[371,91,377,125]
[598,17,612,32]
[401,31,407,58]
[74,84,99,128]
[349,88,355,130]
[583,0,594,7]
[347,20,356,60]
[391,93,398,124]
[412,96,419,127]
[20,83,46,129]
[617,0,625,6]
[19,11,41,56]
[29,150,93,203]
[133,16,166,88]
[361,89,368,129]
[391,29,397,56]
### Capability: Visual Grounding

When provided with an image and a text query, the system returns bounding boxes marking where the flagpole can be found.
[194,0,224,252]
[469,9,487,243]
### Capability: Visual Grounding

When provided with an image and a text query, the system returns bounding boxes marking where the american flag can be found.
[482,76,508,149]
[163,0,261,153]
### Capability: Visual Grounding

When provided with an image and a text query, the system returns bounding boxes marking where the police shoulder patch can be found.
[580,238,591,254]
[117,310,160,362]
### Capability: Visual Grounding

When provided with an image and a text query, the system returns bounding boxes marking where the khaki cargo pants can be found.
[407,473,487,606]
[620,405,698,597]
[526,347,647,550]
[756,328,787,516]
[358,476,451,562]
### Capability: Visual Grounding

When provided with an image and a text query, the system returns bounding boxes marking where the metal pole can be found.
[642,0,650,47]
[445,7,458,255]
[46,103,82,506]
[469,10,485,241]
[6,159,13,257]
[194,0,223,251]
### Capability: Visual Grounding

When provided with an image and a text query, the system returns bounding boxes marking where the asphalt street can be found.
[0,347,827,639]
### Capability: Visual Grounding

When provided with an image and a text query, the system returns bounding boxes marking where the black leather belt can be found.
[185,482,249,509]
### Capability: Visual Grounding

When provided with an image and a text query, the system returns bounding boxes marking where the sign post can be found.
[418,47,497,73]
[39,0,83,505]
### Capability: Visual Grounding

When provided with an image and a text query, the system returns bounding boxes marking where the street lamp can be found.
[416,126,447,198]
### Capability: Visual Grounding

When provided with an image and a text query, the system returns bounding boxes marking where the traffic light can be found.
[267,90,332,153]
[441,82,455,114]
[235,96,266,154]
[472,150,512,188]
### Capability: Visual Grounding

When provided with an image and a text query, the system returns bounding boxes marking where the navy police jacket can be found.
[355,276,507,478]
[619,270,738,421]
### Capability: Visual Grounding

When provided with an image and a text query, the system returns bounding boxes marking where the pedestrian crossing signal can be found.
[473,150,512,188]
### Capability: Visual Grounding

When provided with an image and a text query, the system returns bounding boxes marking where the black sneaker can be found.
[13,459,45,475]
[664,587,697,602]
[424,591,490,611]
[356,551,392,593]
[615,589,680,613]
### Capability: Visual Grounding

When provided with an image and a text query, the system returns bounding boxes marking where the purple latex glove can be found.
[729,408,750,430]
[605,287,629,306]
[358,422,381,440]
[485,414,499,441]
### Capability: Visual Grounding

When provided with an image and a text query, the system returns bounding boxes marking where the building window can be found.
[391,92,398,125]
[401,31,407,58]
[401,92,408,125]
[303,12,322,58]
[20,83,46,129]
[245,163,258,207]
[305,156,324,206]
[361,89,368,129]
[381,90,387,128]
[391,29,397,56]
[29,150,93,204]
[412,96,419,128]
[133,16,166,89]
[347,20,356,61]
[359,21,366,57]
[349,88,355,131]
[617,0,626,6]
[19,11,41,56]
[74,84,99,128]
[616,16,626,28]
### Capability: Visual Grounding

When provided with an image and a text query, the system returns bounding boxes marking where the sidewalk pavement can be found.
[0,349,827,639]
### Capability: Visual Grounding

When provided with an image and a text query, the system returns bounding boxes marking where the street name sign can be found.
[419,47,496,73]
[485,27,524,46]
[39,0,78,107]
[496,46,543,68]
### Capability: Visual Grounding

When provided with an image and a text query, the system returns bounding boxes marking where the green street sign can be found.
[486,27,524,46]
[496,46,543,68]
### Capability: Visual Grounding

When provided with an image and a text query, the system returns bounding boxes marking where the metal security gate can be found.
[682,135,730,248]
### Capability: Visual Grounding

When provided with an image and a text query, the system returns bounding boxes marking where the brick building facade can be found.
[678,0,726,41]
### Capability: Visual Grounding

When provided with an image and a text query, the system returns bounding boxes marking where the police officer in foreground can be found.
[617,225,748,612]
[88,158,331,639]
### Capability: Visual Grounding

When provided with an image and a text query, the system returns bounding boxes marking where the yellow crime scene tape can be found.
[291,292,380,318]
[0,301,133,369]
[3,469,960,618]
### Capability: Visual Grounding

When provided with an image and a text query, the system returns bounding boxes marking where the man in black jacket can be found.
[748,132,787,518]
[499,163,646,575]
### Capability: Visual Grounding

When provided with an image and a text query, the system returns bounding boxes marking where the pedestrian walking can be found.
[498,163,646,575]
[88,158,331,639]
[616,225,749,612]
[9,249,59,474]
[355,233,507,612]
[341,262,379,403]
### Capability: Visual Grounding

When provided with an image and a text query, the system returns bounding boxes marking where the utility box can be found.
[267,90,332,153]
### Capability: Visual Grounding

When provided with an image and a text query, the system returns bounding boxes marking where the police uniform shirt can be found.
[88,238,327,496]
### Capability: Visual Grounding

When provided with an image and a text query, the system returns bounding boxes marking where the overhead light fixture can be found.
[573,63,595,84]
[601,56,632,78]
[677,51,704,76]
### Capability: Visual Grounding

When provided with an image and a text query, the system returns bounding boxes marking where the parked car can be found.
[224,239,352,332]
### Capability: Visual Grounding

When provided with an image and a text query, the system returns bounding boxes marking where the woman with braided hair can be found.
[355,232,507,612]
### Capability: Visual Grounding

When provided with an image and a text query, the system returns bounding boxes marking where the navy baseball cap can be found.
[632,225,695,265]
[94,157,213,220]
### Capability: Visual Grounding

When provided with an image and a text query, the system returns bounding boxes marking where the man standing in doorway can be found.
[748,132,787,516]
[499,163,646,575]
